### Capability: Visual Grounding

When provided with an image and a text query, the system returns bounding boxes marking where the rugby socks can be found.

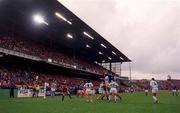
[68,94,72,99]
[153,96,158,103]
[109,95,111,101]
[115,96,117,101]
[101,95,105,100]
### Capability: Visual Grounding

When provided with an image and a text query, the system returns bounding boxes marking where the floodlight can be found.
[86,44,91,48]
[55,12,72,25]
[67,33,73,39]
[33,14,48,25]
[120,57,124,60]
[108,57,112,60]
[83,31,94,40]
[100,43,107,48]
[112,51,116,55]
[98,51,103,55]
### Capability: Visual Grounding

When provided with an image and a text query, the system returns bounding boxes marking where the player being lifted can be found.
[150,78,158,104]
[84,80,94,102]
[61,80,72,101]
[109,80,121,102]
[103,74,110,100]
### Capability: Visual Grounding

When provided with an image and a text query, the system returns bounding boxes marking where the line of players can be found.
[43,74,122,102]
[82,77,122,102]
[43,76,178,104]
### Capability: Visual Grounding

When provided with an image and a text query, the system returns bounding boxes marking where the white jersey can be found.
[98,83,105,94]
[150,80,158,90]
[84,82,93,90]
[109,81,119,89]
[109,81,119,94]
[99,83,105,91]
[51,83,57,91]
[44,82,49,89]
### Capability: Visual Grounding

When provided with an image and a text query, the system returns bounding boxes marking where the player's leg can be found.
[176,91,178,96]
[96,89,100,99]
[145,90,148,96]
[152,92,158,104]
[113,92,117,102]
[172,90,175,96]
[90,94,93,102]
[113,89,117,102]
[106,90,109,100]
[62,93,65,101]
[85,90,89,102]
[109,89,112,101]
[44,89,46,99]
[97,94,101,100]
[36,90,39,97]
[86,94,90,102]
[90,90,94,102]
[114,95,118,102]
[32,89,35,97]
[116,93,122,101]
[100,91,105,100]
[67,91,72,99]
[109,95,111,101]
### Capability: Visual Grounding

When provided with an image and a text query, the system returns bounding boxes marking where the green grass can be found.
[0,89,180,113]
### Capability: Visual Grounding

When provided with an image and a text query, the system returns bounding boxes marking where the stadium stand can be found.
[0,35,107,75]
[0,0,131,94]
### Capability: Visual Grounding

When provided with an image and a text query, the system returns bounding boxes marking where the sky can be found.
[58,0,180,80]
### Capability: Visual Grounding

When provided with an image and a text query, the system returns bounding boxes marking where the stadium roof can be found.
[0,0,131,63]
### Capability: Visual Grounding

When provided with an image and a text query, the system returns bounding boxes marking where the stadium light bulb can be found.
[86,44,91,48]
[100,43,107,48]
[55,12,67,21]
[67,33,73,39]
[108,57,112,60]
[112,51,116,55]
[55,12,72,25]
[98,51,103,55]
[102,60,105,63]
[33,15,48,25]
[67,21,72,25]
[120,57,124,60]
[83,32,94,40]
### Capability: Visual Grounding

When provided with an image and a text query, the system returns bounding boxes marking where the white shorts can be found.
[152,88,158,93]
[86,89,93,95]
[172,90,177,92]
[110,88,117,94]
[145,90,148,92]
[98,89,105,94]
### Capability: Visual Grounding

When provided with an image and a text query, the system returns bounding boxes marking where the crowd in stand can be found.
[0,65,101,93]
[131,79,180,92]
[0,35,107,75]
[1,63,180,93]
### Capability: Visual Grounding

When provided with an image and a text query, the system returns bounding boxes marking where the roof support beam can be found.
[109,62,112,71]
